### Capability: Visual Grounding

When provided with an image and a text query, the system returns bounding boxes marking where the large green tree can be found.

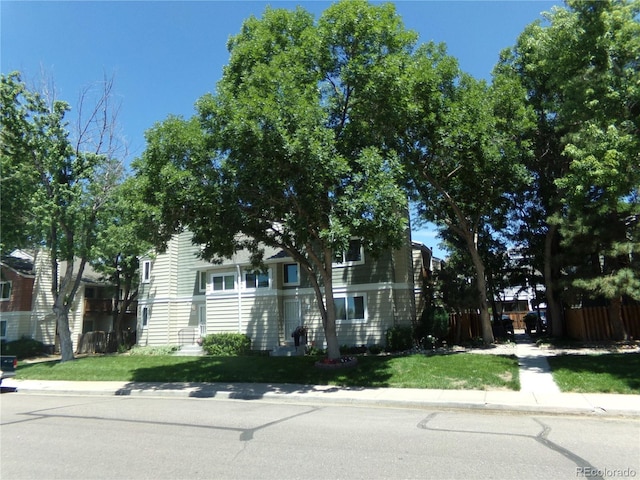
[135,1,414,359]
[498,0,640,337]
[404,44,531,344]
[91,176,153,347]
[1,72,124,361]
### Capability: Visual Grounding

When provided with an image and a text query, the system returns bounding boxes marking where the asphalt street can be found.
[2,393,639,480]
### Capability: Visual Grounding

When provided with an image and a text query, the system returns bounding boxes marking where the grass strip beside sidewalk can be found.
[16,353,520,391]
[548,353,640,394]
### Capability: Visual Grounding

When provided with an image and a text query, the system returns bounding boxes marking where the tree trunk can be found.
[467,236,494,344]
[303,249,341,361]
[608,296,628,341]
[322,262,341,360]
[54,302,75,362]
[544,224,564,337]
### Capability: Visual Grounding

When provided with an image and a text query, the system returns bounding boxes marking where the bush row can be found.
[201,333,251,356]
[0,337,47,359]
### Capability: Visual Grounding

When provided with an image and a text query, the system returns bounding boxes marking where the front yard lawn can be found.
[548,353,640,394]
[16,353,520,391]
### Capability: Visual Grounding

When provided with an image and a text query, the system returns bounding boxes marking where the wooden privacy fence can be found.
[76,330,137,354]
[446,306,639,344]
[447,312,482,344]
[565,305,640,342]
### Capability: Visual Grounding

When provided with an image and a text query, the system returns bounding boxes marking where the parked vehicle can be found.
[0,356,17,385]
[524,310,547,335]
[492,315,514,339]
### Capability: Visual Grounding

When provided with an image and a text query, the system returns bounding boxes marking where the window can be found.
[198,271,207,292]
[334,294,366,323]
[0,281,11,301]
[283,263,299,286]
[334,239,364,266]
[0,320,6,338]
[212,274,236,292]
[141,306,149,328]
[245,271,269,289]
[142,260,151,283]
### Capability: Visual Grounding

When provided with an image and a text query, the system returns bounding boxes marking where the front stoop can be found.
[270,345,305,357]
[175,344,205,356]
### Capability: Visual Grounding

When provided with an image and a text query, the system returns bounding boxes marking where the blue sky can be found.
[1,0,560,257]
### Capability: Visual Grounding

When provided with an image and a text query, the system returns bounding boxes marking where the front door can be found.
[198,305,207,338]
[283,299,301,344]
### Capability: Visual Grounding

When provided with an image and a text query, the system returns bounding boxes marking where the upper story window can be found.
[0,281,11,301]
[212,273,236,292]
[142,260,151,283]
[198,271,207,292]
[283,263,299,286]
[334,239,364,266]
[244,271,269,289]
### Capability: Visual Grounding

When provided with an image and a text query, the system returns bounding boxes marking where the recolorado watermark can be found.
[576,467,637,478]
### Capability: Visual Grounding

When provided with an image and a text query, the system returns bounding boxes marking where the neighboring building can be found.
[137,230,433,351]
[0,250,135,351]
[0,250,36,343]
[412,241,443,317]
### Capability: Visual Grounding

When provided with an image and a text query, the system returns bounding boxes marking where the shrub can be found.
[129,345,179,356]
[339,344,367,355]
[306,345,325,356]
[367,344,384,355]
[385,325,414,352]
[416,306,450,344]
[1,337,46,359]
[202,333,251,356]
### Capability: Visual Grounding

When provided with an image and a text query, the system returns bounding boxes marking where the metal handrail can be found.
[178,327,197,346]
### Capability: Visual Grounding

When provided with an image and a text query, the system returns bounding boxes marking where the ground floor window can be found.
[0,319,6,338]
[141,306,149,328]
[335,294,366,323]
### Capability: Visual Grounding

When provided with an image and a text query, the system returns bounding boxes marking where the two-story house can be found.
[137,230,434,351]
[0,250,36,343]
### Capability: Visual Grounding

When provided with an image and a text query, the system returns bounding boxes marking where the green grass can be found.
[548,353,640,394]
[16,353,520,391]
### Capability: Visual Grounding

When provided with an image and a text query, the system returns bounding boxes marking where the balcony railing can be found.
[84,298,138,314]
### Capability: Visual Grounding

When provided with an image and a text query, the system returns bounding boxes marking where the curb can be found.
[5,380,640,418]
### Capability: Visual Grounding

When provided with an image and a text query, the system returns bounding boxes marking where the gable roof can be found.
[1,251,35,278]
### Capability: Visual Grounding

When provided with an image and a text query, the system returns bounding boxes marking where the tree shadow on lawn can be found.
[118,355,395,399]
[547,353,640,393]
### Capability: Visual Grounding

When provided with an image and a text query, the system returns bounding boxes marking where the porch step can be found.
[175,344,205,356]
[270,345,305,357]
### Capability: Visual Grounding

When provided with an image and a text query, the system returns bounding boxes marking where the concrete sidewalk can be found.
[515,333,561,394]
[3,378,640,417]
[4,332,638,417]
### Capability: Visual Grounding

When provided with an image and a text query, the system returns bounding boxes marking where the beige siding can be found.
[0,311,32,342]
[206,294,240,334]
[177,234,203,296]
[138,302,169,346]
[137,229,424,350]
[166,301,194,344]
[242,292,279,350]
[30,250,57,346]
[69,285,85,350]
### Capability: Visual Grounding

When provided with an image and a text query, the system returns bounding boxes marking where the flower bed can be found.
[314,356,358,369]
